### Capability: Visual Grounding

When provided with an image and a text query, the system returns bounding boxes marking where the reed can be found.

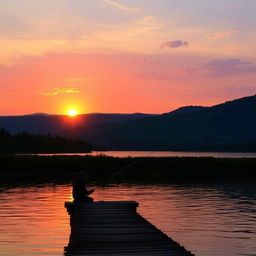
[1,154,256,183]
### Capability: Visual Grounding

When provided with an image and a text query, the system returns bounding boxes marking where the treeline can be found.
[1,155,256,183]
[0,127,91,153]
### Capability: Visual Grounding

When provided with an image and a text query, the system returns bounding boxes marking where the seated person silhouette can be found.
[72,170,94,202]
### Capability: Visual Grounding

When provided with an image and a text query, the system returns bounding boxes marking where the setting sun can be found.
[67,109,77,117]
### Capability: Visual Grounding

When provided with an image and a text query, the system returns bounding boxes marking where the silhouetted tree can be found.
[0,127,92,153]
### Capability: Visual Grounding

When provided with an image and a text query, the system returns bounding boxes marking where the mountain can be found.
[0,113,156,134]
[162,106,209,117]
[1,95,256,151]
[77,95,256,151]
[25,113,52,116]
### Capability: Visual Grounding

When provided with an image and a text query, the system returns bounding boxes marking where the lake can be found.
[0,182,255,256]
[36,150,256,158]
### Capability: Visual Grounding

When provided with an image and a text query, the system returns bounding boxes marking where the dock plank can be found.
[64,201,195,256]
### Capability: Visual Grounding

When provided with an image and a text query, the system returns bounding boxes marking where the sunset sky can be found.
[0,0,256,115]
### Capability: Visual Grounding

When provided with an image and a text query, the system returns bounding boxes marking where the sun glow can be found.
[67,109,77,117]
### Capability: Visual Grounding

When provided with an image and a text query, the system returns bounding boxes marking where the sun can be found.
[67,109,77,117]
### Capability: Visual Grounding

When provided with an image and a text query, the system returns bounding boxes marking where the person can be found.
[72,170,94,202]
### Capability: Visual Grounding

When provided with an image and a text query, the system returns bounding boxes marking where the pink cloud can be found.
[204,58,256,76]
[171,71,187,76]
[206,30,238,40]
[104,0,139,12]
[160,40,189,49]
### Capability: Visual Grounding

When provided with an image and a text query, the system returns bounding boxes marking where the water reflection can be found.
[0,182,255,256]
[35,150,256,158]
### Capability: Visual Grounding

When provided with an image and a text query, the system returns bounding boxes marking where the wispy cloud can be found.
[104,0,139,12]
[141,16,155,25]
[40,88,80,96]
[65,77,103,82]
[204,58,256,76]
[135,72,169,80]
[171,71,188,76]
[138,58,161,64]
[206,30,238,40]
[160,40,189,49]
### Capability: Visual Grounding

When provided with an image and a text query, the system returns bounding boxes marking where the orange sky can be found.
[0,0,256,115]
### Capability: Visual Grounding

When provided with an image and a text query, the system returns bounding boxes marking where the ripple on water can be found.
[0,182,256,256]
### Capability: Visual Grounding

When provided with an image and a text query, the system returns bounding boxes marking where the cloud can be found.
[40,88,80,96]
[204,58,256,76]
[171,71,188,76]
[206,30,238,40]
[65,77,103,82]
[65,77,86,83]
[160,40,189,49]
[0,12,28,38]
[135,72,168,80]
[104,0,139,12]
[141,16,156,25]
[137,58,161,64]
[220,86,256,96]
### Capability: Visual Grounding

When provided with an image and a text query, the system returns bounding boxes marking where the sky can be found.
[0,0,256,115]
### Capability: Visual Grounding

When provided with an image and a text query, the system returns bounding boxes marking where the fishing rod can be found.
[97,151,156,186]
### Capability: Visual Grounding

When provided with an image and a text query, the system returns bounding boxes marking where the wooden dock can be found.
[64,201,195,256]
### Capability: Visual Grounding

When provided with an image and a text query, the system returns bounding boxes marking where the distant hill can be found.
[1,95,256,151]
[24,113,52,116]
[77,95,256,151]
[162,106,209,117]
[0,113,156,134]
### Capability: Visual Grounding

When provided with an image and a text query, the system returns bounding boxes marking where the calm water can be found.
[0,182,256,256]
[37,151,256,158]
